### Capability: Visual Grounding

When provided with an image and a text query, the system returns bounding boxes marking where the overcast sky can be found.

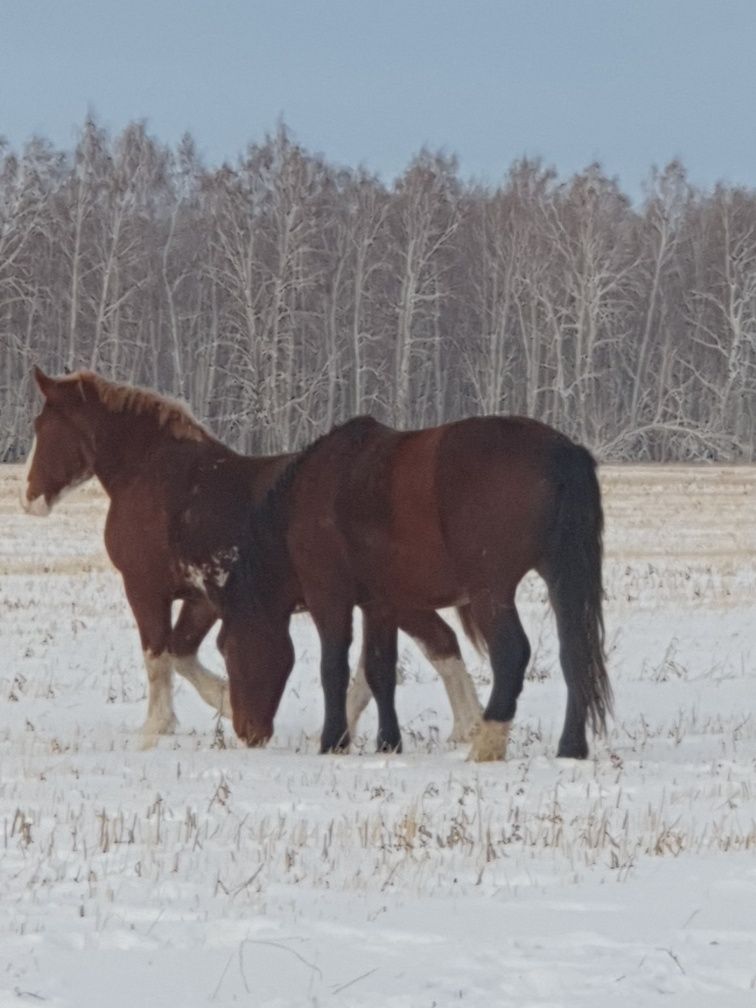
[2,0,754,196]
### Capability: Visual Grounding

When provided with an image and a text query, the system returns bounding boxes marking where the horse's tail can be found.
[542,439,613,736]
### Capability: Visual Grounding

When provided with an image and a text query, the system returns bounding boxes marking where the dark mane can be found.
[259,415,385,532]
[238,416,386,599]
[67,370,212,443]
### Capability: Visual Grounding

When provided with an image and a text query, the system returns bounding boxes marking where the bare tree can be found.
[2,117,756,462]
[388,152,459,427]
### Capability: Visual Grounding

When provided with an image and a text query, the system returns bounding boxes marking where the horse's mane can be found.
[67,370,211,443]
[235,415,386,599]
[259,415,386,529]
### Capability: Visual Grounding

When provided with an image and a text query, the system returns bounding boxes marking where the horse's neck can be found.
[91,408,213,497]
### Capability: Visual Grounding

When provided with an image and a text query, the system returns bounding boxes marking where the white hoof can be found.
[469,720,511,762]
[140,713,178,748]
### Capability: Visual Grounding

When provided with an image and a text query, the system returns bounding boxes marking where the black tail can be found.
[542,439,613,736]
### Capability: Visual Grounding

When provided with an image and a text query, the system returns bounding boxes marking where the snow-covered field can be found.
[1,463,755,1007]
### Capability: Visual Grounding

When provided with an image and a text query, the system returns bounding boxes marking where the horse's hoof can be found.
[140,714,178,748]
[376,732,402,754]
[468,720,511,762]
[556,742,589,759]
[320,729,351,754]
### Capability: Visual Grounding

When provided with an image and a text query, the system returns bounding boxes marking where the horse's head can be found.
[21,367,96,516]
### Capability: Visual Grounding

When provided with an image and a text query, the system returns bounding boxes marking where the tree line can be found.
[1,117,754,461]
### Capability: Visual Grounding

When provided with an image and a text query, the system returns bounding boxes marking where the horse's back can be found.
[287,413,578,609]
[293,415,397,513]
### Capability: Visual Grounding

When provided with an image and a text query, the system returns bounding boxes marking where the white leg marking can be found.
[141,650,178,747]
[346,646,373,737]
[469,719,511,762]
[173,654,231,718]
[431,655,483,742]
[346,640,483,743]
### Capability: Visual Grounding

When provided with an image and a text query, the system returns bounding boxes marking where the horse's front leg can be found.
[311,602,354,753]
[362,610,402,753]
[218,609,294,747]
[122,582,176,748]
[170,595,230,717]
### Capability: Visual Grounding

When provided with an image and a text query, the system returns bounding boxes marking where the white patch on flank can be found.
[184,564,207,592]
[182,547,239,593]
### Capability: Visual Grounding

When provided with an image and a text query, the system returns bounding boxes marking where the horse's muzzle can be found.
[20,488,51,516]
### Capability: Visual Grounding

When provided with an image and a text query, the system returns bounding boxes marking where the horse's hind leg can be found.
[400,609,482,743]
[557,690,589,760]
[468,596,530,762]
[362,611,402,753]
[170,596,230,717]
[347,611,481,743]
[346,641,373,739]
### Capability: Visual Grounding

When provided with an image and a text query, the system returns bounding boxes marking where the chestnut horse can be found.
[21,368,481,747]
[221,415,612,761]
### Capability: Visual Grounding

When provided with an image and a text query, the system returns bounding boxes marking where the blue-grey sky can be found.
[2,0,754,195]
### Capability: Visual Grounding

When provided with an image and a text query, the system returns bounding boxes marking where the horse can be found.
[220,414,612,761]
[20,367,481,747]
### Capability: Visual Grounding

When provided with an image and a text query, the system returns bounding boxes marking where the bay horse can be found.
[20,367,481,747]
[221,415,612,761]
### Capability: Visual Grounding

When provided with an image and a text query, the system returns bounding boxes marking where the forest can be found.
[1,117,754,461]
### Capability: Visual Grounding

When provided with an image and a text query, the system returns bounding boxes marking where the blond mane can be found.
[65,370,211,443]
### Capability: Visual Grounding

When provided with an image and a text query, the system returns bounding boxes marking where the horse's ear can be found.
[33,366,60,401]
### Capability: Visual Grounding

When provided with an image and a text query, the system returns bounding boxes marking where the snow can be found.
[1,464,755,1007]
